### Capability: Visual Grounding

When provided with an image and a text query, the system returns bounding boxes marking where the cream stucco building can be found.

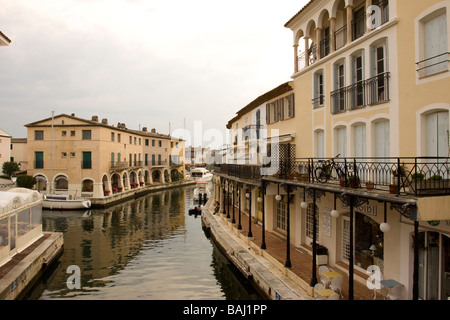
[25,113,186,199]
[215,0,450,300]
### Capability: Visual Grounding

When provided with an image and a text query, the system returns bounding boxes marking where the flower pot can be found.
[389,184,398,194]
[339,180,347,187]
[366,183,375,191]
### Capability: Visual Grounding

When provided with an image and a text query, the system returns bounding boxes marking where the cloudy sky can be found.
[0,0,308,148]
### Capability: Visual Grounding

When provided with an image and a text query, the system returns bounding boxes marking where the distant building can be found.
[0,129,12,171]
[25,113,186,198]
[10,138,28,171]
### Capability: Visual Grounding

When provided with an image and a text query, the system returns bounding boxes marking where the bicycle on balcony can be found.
[314,154,346,183]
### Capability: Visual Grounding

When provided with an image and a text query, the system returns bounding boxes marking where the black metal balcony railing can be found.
[352,14,366,41]
[312,95,325,109]
[216,156,450,197]
[331,72,390,114]
[416,52,450,78]
[334,25,347,51]
[308,44,318,65]
[320,36,330,58]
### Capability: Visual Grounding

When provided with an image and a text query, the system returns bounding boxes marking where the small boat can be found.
[43,194,91,210]
[190,167,213,182]
[188,206,202,216]
[194,182,211,202]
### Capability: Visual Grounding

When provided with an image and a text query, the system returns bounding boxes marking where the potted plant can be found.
[348,175,360,189]
[339,179,348,187]
[104,190,111,196]
[312,242,329,266]
[365,181,375,190]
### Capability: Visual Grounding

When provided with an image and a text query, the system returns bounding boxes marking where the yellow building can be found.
[216,0,450,300]
[25,113,186,198]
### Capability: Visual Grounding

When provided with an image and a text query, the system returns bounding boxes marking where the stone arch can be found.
[33,173,48,192]
[152,169,161,183]
[54,174,69,192]
[81,178,94,193]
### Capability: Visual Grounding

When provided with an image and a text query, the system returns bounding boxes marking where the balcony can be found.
[331,72,390,114]
[216,156,450,197]
[416,52,450,78]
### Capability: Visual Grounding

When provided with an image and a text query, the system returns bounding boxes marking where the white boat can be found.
[194,182,211,201]
[190,167,213,182]
[43,194,91,210]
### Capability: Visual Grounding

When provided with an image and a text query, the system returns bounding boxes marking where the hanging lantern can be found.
[275,194,282,201]
[331,209,340,218]
[380,222,391,233]
[300,201,308,209]
[257,197,262,203]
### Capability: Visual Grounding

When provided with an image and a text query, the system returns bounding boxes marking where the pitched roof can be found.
[0,31,12,45]
[226,82,294,129]
[25,113,172,140]
[284,0,316,28]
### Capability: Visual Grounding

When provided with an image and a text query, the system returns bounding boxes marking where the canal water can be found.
[25,185,263,300]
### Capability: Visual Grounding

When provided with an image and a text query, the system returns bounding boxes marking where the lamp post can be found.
[246,191,252,238]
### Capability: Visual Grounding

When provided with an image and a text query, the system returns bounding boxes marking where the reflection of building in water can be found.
[44,189,187,284]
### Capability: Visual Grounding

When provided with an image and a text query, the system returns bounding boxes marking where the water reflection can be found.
[26,186,262,300]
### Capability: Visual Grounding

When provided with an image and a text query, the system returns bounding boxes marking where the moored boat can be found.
[190,167,213,182]
[43,194,91,210]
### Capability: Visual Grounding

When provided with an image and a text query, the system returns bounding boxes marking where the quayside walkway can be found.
[205,202,386,300]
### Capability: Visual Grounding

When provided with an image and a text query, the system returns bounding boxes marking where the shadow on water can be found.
[24,185,264,300]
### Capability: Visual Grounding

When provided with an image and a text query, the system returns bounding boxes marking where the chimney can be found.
[142,127,148,132]
[92,116,98,122]
[151,128,156,133]
[102,118,108,125]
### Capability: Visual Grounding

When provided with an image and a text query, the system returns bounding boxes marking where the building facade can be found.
[25,114,186,198]
[215,0,450,300]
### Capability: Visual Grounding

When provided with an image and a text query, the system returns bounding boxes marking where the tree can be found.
[16,175,37,189]
[2,162,20,176]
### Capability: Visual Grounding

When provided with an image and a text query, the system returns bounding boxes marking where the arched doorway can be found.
[34,174,47,192]
[54,175,68,192]
[152,170,161,183]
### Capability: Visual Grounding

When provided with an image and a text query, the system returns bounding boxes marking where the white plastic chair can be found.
[314,283,326,300]
[327,293,340,300]
[318,266,331,287]
[330,275,344,298]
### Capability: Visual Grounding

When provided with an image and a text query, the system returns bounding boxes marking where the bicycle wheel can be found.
[315,166,330,183]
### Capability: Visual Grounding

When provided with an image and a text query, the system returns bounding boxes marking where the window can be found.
[111,132,115,141]
[145,139,149,146]
[145,154,149,166]
[152,140,155,147]
[424,12,448,76]
[313,70,324,108]
[276,198,287,232]
[417,8,449,78]
[82,130,92,140]
[158,154,162,165]
[315,130,325,158]
[82,152,92,169]
[70,152,75,158]
[158,140,162,147]
[335,126,347,157]
[152,154,156,165]
[134,137,137,145]
[61,152,67,158]
[70,131,75,137]
[111,152,115,167]
[129,136,132,144]
[118,134,121,142]
[332,62,346,114]
[129,154,132,166]
[62,131,67,137]
[426,111,449,158]
[352,54,365,109]
[35,131,44,140]
[35,152,44,169]
[353,124,366,158]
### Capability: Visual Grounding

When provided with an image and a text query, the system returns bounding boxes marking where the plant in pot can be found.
[365,180,375,190]
[312,242,329,266]
[348,174,360,189]
[390,163,408,194]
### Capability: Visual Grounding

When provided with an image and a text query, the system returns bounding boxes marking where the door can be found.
[354,124,366,158]
[82,152,92,169]
[375,46,386,101]
[35,152,44,169]
[315,130,325,159]
[375,121,390,183]
[336,127,347,157]
[338,64,345,111]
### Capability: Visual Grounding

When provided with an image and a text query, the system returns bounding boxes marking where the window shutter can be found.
[280,98,285,120]
[274,101,279,122]
[266,104,270,124]
[289,93,295,118]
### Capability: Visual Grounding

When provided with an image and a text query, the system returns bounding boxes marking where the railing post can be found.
[415,158,418,197]
[310,159,314,183]
[354,158,358,187]
[397,158,401,195]
[344,158,348,185]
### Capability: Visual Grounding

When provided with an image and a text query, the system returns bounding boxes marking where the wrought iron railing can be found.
[331,73,390,114]
[312,95,325,108]
[352,13,366,41]
[416,52,449,78]
[320,35,331,58]
[216,156,450,197]
[334,25,347,51]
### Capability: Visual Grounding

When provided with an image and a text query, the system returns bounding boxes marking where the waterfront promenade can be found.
[203,200,386,300]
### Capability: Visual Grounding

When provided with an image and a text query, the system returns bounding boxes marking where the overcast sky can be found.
[0,0,308,148]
